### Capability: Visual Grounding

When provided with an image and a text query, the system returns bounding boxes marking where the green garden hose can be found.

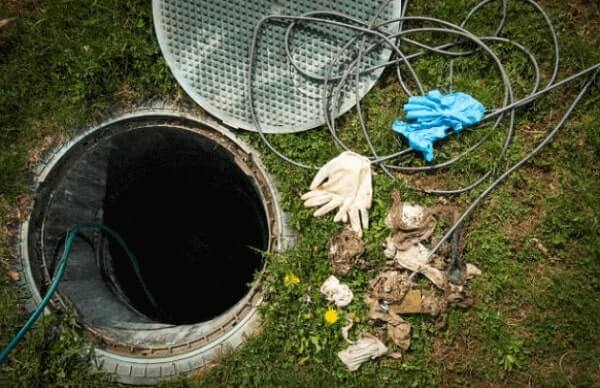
[0,222,157,364]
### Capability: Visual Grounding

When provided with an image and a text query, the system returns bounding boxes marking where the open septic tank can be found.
[16,0,400,382]
[18,111,293,384]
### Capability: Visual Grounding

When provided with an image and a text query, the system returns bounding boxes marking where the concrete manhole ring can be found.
[16,109,293,385]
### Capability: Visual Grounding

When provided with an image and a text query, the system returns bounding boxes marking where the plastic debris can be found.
[320,275,354,308]
[421,291,448,317]
[341,320,356,344]
[366,270,411,303]
[387,318,411,350]
[392,90,485,161]
[385,240,447,290]
[466,263,482,280]
[327,226,365,276]
[363,298,412,350]
[387,241,429,263]
[301,151,372,236]
[337,333,388,371]
[364,271,413,349]
[385,191,436,250]
[402,203,427,225]
[446,283,475,309]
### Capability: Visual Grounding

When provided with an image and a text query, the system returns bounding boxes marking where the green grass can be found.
[1,0,599,386]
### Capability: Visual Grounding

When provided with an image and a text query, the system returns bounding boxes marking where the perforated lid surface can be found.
[153,0,401,133]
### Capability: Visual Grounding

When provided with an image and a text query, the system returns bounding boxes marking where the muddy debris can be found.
[386,317,411,350]
[364,271,414,349]
[446,283,474,309]
[392,289,422,314]
[465,263,482,279]
[421,290,448,317]
[429,254,449,272]
[366,270,411,303]
[385,241,447,290]
[336,194,483,370]
[385,191,436,250]
[327,226,366,276]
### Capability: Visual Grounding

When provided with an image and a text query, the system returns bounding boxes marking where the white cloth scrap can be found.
[320,275,354,307]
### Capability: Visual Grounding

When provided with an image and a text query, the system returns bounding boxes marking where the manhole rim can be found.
[17,108,293,384]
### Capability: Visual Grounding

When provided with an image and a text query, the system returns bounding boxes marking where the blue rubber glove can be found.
[392,90,485,161]
[392,121,448,162]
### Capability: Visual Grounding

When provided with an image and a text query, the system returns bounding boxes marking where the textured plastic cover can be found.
[153,0,401,133]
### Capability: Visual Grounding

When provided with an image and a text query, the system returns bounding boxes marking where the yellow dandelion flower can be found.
[324,308,339,325]
[284,273,300,286]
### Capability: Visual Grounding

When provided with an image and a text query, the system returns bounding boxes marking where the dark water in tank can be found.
[103,147,268,324]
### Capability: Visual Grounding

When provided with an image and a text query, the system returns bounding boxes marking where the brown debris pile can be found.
[386,242,447,289]
[366,270,410,303]
[327,226,366,276]
[330,193,482,371]
[363,271,450,350]
[385,191,436,250]
[363,271,412,349]
[358,192,481,358]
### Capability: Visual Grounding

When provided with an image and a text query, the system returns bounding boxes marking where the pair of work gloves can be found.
[300,90,483,234]
[301,151,372,236]
[392,90,485,161]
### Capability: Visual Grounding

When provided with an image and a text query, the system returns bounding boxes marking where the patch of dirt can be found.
[523,349,576,388]
[0,194,32,281]
[430,334,480,372]
[432,335,536,387]
[527,165,561,197]
[502,164,562,249]
[513,163,561,198]
[505,305,532,328]
[114,83,137,109]
[0,194,31,248]
[503,207,540,250]
[554,0,600,41]
[0,0,39,16]
[0,0,41,44]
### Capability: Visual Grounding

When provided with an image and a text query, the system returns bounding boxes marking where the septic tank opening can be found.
[21,113,287,382]
[27,120,272,332]
[100,127,269,325]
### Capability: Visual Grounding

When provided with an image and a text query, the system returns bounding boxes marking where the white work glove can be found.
[301,151,372,236]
